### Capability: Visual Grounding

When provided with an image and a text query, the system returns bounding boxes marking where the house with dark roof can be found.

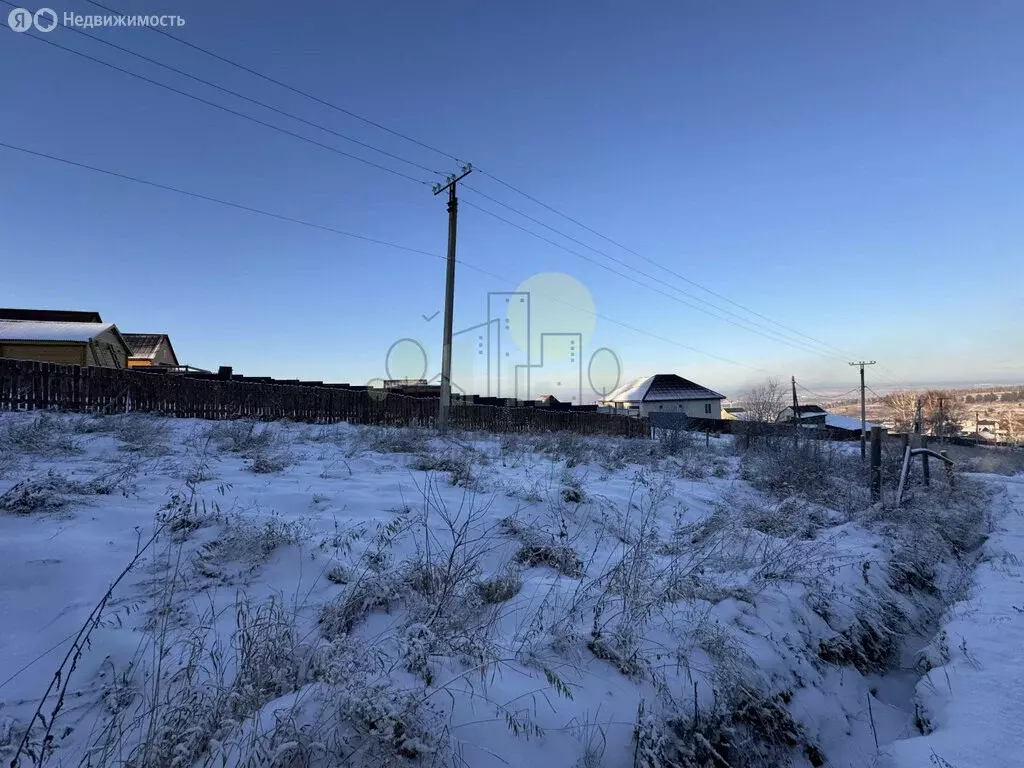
[122,334,179,368]
[599,374,726,419]
[776,404,828,426]
[0,308,103,323]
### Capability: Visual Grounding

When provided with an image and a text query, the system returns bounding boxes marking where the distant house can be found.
[822,413,877,434]
[122,334,179,368]
[599,374,725,419]
[776,405,828,427]
[0,321,131,368]
[721,406,746,421]
[536,394,561,407]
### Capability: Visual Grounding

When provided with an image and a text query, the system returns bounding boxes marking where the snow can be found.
[0,412,1016,767]
[0,320,117,342]
[602,375,653,402]
[603,375,723,403]
[881,474,1024,768]
[825,413,878,431]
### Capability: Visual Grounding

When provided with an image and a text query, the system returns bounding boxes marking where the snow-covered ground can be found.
[0,412,1017,767]
[880,474,1024,768]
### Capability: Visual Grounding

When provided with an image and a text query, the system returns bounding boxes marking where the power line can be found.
[82,0,463,165]
[0,139,770,375]
[0,141,442,258]
[476,169,864,360]
[75,0,866,366]
[463,184,850,363]
[866,385,886,401]
[461,197,844,361]
[796,383,859,401]
[28,15,445,178]
[6,24,431,186]
[12,15,811,362]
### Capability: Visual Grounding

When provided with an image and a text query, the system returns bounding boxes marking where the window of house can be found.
[704,403,712,414]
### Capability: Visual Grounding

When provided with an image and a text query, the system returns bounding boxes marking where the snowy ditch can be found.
[0,412,1014,767]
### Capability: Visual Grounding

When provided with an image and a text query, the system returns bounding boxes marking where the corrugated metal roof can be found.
[122,333,163,359]
[602,374,725,403]
[0,321,117,343]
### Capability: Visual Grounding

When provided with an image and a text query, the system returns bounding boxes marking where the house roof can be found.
[0,321,124,344]
[0,308,103,323]
[122,333,178,364]
[602,374,725,403]
[824,414,876,431]
[537,394,560,404]
[792,405,827,415]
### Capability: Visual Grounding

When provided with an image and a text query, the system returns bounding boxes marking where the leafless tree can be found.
[923,390,967,439]
[742,377,786,423]
[737,377,786,449]
[882,391,919,432]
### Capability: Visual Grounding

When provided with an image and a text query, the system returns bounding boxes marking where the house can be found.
[0,307,103,323]
[776,405,828,427]
[822,413,877,434]
[536,394,561,407]
[599,374,726,419]
[0,321,131,368]
[122,334,179,368]
[721,406,746,421]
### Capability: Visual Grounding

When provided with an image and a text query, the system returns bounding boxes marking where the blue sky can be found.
[2,0,1022,402]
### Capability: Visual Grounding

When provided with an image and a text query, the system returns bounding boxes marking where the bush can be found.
[0,466,138,514]
[475,569,523,604]
[319,570,405,638]
[364,426,430,455]
[409,449,479,488]
[206,420,279,455]
[246,449,294,474]
[112,414,173,455]
[515,544,584,578]
[194,513,306,578]
[3,413,83,457]
[740,440,864,511]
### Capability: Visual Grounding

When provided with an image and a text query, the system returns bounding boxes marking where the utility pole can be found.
[432,163,473,434]
[791,376,800,450]
[849,361,876,460]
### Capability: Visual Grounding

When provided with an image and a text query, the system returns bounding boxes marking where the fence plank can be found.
[0,359,648,437]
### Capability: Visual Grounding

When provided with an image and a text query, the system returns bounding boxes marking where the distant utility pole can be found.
[849,361,877,461]
[791,376,800,450]
[432,163,473,434]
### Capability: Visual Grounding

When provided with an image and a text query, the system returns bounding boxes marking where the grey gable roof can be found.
[604,374,725,403]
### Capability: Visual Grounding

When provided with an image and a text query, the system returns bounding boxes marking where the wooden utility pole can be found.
[916,395,930,486]
[870,426,883,503]
[791,375,800,450]
[432,163,473,434]
[849,361,876,461]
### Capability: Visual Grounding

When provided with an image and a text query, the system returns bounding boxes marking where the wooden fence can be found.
[0,359,648,437]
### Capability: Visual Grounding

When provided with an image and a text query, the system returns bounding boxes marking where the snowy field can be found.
[0,412,1019,767]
